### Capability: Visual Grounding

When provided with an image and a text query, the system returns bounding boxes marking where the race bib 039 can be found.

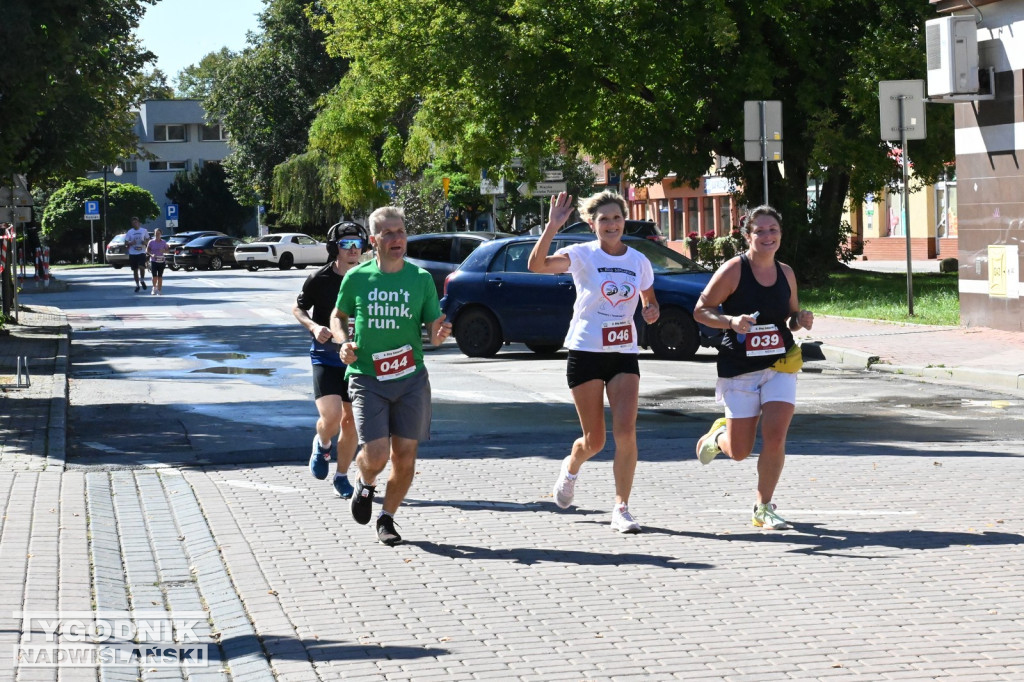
[744,324,785,357]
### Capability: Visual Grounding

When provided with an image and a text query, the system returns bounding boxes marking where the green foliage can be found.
[312,0,950,274]
[0,0,157,182]
[715,236,737,261]
[697,238,718,268]
[135,69,175,101]
[165,163,252,236]
[271,150,345,231]
[205,0,349,204]
[40,179,158,263]
[175,48,236,100]
[940,257,958,274]
[801,270,959,326]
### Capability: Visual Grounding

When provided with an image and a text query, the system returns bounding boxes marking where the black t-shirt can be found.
[717,254,794,378]
[296,262,343,327]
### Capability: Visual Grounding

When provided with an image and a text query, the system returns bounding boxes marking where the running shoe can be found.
[351,479,376,525]
[332,474,354,499]
[376,514,402,546]
[611,503,641,534]
[140,281,147,290]
[696,417,727,465]
[134,285,140,293]
[552,456,577,509]
[752,502,791,530]
[309,436,331,480]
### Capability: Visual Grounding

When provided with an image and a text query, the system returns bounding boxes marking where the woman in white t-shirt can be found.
[528,191,659,533]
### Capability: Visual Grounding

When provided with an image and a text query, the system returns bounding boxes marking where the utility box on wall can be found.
[926,15,980,97]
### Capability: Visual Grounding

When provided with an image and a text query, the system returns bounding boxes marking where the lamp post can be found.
[102,164,123,263]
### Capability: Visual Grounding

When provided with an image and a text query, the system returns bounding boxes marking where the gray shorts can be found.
[349,369,431,444]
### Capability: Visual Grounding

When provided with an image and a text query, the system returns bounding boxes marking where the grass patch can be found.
[800,270,959,326]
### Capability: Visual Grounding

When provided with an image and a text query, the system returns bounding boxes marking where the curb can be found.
[815,342,1024,391]
[47,322,70,467]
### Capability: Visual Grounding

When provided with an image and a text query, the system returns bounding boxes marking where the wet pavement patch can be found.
[190,366,274,376]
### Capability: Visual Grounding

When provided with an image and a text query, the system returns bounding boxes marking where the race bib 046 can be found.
[602,319,633,350]
[372,345,416,381]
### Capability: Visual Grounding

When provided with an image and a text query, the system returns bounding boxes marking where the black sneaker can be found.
[134,285,140,293]
[140,281,147,290]
[350,479,375,525]
[376,514,402,546]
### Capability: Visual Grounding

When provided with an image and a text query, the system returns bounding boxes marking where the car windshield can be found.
[626,238,707,275]
[255,236,282,243]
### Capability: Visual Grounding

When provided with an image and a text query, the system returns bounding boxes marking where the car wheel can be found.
[111,264,123,269]
[278,253,294,270]
[246,265,259,272]
[185,266,196,272]
[648,307,700,360]
[525,343,561,355]
[295,264,307,270]
[454,308,503,358]
[209,256,223,271]
[168,263,179,271]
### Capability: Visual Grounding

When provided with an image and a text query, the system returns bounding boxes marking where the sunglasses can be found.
[336,238,364,250]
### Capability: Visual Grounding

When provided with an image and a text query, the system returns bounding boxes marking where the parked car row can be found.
[105,231,330,271]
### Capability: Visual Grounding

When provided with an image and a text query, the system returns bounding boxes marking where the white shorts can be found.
[715,368,797,419]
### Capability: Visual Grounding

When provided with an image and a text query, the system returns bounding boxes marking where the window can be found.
[153,124,186,142]
[719,197,732,232]
[687,198,699,233]
[407,237,453,263]
[295,235,318,245]
[456,238,482,262]
[703,198,716,236]
[199,124,228,141]
[149,161,188,172]
[672,199,683,240]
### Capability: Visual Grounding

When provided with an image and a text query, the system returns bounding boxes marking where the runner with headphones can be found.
[293,221,370,498]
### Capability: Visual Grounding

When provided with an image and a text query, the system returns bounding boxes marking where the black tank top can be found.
[717,254,794,378]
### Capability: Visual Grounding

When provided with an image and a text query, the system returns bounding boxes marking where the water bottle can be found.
[736,311,759,343]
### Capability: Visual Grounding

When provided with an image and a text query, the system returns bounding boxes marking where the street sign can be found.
[165,204,179,228]
[480,178,505,195]
[543,170,564,181]
[517,181,567,197]
[442,177,450,199]
[879,80,927,141]
[377,180,397,199]
[85,201,100,221]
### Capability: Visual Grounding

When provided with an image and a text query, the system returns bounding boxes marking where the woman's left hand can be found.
[795,309,813,330]
[642,302,660,324]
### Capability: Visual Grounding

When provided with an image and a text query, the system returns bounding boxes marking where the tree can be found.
[135,69,175,101]
[165,162,252,236]
[312,0,952,280]
[175,48,236,100]
[0,0,156,182]
[204,0,350,206]
[40,179,158,263]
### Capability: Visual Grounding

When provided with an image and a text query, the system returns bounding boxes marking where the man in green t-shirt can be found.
[330,206,451,546]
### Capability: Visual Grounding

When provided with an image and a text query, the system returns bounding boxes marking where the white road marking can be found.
[700,508,918,515]
[83,441,125,454]
[216,480,304,493]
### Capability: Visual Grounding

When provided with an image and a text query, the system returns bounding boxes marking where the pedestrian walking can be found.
[528,191,660,533]
[124,217,149,292]
[692,205,814,530]
[329,206,451,546]
[145,228,169,295]
[293,221,368,499]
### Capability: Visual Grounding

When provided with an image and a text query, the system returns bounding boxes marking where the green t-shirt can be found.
[336,259,442,379]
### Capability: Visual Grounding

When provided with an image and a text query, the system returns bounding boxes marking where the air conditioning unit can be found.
[926,16,980,97]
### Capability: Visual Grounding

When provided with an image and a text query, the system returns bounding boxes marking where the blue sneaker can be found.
[333,474,354,499]
[309,436,331,480]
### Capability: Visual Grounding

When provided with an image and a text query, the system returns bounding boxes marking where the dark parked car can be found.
[406,231,513,297]
[440,234,713,360]
[166,231,227,270]
[173,236,243,271]
[559,219,664,243]
[105,234,129,268]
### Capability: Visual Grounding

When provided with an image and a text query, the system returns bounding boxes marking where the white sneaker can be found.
[696,417,727,465]
[552,456,577,509]
[611,503,641,534]
[752,503,792,530]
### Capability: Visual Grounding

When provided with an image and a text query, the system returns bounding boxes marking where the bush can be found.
[940,257,958,273]
[697,237,717,266]
[715,235,736,260]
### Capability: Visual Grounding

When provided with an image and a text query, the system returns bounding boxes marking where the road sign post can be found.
[879,79,927,316]
[165,204,179,229]
[744,101,783,205]
[84,201,100,263]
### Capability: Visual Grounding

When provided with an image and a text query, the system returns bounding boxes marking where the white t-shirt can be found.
[125,227,149,255]
[555,241,655,353]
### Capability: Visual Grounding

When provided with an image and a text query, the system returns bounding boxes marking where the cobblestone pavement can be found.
[2,299,1024,680]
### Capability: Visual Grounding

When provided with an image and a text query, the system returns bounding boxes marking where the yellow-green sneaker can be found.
[752,503,791,530]
[696,417,727,465]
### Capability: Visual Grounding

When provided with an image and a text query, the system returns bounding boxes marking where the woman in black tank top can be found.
[692,206,815,530]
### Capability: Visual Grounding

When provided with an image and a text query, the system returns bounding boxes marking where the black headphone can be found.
[326,221,371,259]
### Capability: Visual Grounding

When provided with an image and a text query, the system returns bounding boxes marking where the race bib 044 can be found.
[372,344,416,381]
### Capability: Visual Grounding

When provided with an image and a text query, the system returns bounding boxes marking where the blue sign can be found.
[165,204,178,220]
[258,205,266,214]
[377,180,397,199]
[84,201,100,218]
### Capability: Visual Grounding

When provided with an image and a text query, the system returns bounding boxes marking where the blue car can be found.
[440,234,714,360]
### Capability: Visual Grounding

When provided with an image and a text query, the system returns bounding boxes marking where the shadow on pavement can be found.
[405,539,712,570]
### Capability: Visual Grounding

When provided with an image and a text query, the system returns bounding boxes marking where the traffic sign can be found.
[85,201,100,221]
[517,181,567,197]
[543,170,564,181]
[165,203,179,228]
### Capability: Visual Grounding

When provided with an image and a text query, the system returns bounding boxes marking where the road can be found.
[44,266,1024,680]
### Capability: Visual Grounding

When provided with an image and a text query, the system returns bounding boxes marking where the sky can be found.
[135,0,266,83]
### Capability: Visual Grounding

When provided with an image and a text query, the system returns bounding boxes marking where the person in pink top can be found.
[145,228,169,296]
